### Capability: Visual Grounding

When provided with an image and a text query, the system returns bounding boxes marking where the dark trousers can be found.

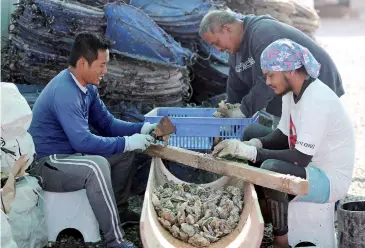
[243,123,307,236]
[31,152,136,247]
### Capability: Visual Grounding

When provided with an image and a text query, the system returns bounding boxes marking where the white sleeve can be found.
[295,99,330,155]
[277,94,290,136]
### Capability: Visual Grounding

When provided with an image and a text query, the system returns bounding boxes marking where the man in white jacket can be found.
[212,39,355,248]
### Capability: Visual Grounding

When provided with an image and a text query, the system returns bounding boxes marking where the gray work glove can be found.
[212,139,257,162]
[243,138,263,148]
[124,133,155,152]
[140,122,158,135]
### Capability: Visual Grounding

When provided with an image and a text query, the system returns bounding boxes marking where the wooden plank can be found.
[144,145,309,196]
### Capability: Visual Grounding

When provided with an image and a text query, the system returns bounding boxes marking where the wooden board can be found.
[144,145,309,196]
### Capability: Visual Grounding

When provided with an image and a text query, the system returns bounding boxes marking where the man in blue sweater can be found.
[29,32,156,248]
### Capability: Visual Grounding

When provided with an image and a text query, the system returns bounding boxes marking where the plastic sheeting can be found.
[199,40,229,65]
[76,0,118,7]
[2,0,106,84]
[104,2,192,67]
[7,176,47,248]
[1,83,32,140]
[2,0,193,107]
[100,54,191,106]
[1,83,35,177]
[190,59,230,103]
[34,0,106,37]
[129,0,213,40]
[1,132,35,179]
[128,0,237,103]
[1,210,18,248]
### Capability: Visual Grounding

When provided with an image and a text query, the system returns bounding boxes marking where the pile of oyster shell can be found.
[152,181,244,247]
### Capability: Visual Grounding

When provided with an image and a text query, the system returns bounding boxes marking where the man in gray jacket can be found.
[199,10,344,126]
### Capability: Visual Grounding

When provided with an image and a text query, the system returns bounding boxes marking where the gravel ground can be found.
[49,17,365,248]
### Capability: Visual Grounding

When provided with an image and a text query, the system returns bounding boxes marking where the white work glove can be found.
[243,138,263,148]
[213,100,246,118]
[212,139,257,162]
[124,133,155,152]
[141,122,158,135]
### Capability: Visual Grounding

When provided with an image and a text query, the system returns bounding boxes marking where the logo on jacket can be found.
[235,57,255,72]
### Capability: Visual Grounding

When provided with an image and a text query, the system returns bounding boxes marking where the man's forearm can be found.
[256,148,312,166]
[108,119,143,137]
[258,128,289,150]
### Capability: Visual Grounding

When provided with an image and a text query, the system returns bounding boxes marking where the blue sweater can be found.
[29,69,143,158]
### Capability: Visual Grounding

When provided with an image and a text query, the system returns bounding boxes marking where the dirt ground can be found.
[315,17,365,203]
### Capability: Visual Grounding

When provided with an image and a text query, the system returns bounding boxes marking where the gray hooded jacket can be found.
[227,15,344,117]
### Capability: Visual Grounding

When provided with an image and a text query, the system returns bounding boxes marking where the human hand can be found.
[140,122,158,135]
[124,134,155,152]
[212,139,257,162]
[243,138,263,148]
[213,100,246,118]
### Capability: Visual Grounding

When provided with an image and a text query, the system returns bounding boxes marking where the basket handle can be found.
[253,110,273,123]
[252,112,260,123]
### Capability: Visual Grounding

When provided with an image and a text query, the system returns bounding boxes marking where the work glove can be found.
[212,139,257,162]
[243,138,263,148]
[124,133,155,152]
[140,122,158,135]
[213,100,246,118]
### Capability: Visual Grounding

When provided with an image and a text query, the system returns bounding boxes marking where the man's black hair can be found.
[295,66,307,75]
[68,31,111,67]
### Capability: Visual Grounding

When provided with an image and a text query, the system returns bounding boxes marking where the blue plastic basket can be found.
[144,107,259,150]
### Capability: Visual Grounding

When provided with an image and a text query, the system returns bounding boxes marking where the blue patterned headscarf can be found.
[260,39,321,78]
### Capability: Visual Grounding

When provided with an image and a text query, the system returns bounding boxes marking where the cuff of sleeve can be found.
[239,103,250,118]
[257,137,265,148]
[255,148,267,163]
[122,136,129,152]
[136,123,144,134]
[295,144,316,156]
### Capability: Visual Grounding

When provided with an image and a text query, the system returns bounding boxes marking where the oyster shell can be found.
[181,223,196,237]
[151,193,160,208]
[158,217,171,229]
[170,225,180,238]
[226,185,241,196]
[188,233,210,247]
[159,208,176,224]
[186,214,196,224]
[194,199,202,218]
[160,198,174,209]
[179,230,189,242]
[202,231,219,242]
[153,182,244,247]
